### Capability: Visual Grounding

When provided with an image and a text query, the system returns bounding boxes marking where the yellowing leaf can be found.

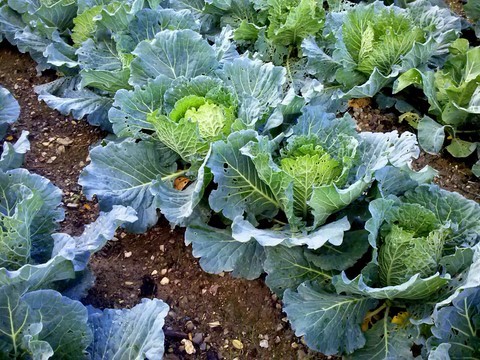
[391,311,410,327]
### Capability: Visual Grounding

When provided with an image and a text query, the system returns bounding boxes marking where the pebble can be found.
[259,340,269,348]
[66,203,78,208]
[56,137,73,146]
[192,333,203,345]
[181,339,196,355]
[46,156,57,164]
[168,311,177,319]
[161,268,168,275]
[124,281,134,286]
[199,343,207,351]
[208,321,221,328]
[151,270,158,276]
[124,251,132,258]
[231,339,243,350]
[185,320,195,331]
[160,277,170,285]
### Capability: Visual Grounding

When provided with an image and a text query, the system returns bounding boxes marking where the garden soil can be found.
[1,12,479,356]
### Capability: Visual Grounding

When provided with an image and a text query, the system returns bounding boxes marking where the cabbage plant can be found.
[184,105,422,280]
[302,0,461,99]
[393,38,480,175]
[79,27,288,232]
[33,2,202,130]
[283,184,480,358]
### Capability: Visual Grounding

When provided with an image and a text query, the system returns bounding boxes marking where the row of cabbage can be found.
[0,0,479,358]
[0,86,168,359]
[0,0,479,171]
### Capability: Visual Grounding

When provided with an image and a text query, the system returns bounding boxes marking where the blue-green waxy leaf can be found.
[109,76,173,138]
[0,285,91,359]
[0,168,64,264]
[130,29,219,86]
[79,139,178,233]
[0,131,30,171]
[221,57,286,126]
[402,184,480,248]
[427,287,480,359]
[346,315,419,360]
[0,206,136,290]
[284,282,378,355]
[87,298,168,360]
[231,215,351,248]
[0,85,20,139]
[185,222,265,280]
[52,206,138,272]
[307,230,371,271]
[264,246,334,296]
[333,271,450,300]
[418,116,446,154]
[374,165,437,198]
[0,184,42,270]
[128,8,200,45]
[208,130,280,221]
[151,149,211,227]
[35,77,113,131]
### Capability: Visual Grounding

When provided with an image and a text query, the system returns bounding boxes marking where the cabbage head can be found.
[148,77,237,164]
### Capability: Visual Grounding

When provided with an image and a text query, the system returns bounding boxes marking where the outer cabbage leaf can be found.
[220,57,286,127]
[130,29,219,86]
[0,85,20,139]
[35,76,113,131]
[283,281,378,355]
[79,139,178,233]
[151,149,212,226]
[0,206,136,290]
[264,245,333,296]
[87,298,169,360]
[0,285,91,359]
[0,168,64,264]
[185,221,265,280]
[208,130,280,221]
[109,75,173,138]
[345,315,419,360]
[231,215,351,248]
[51,206,138,272]
[0,131,30,171]
[333,271,450,300]
[401,185,480,248]
[266,0,324,46]
[427,287,480,359]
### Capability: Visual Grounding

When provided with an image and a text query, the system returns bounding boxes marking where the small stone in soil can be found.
[231,339,243,350]
[259,339,269,348]
[181,339,196,355]
[124,251,132,258]
[208,321,221,328]
[185,320,195,331]
[192,333,203,345]
[160,277,170,285]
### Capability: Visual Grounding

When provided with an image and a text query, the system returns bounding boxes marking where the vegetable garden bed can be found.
[0,0,479,358]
